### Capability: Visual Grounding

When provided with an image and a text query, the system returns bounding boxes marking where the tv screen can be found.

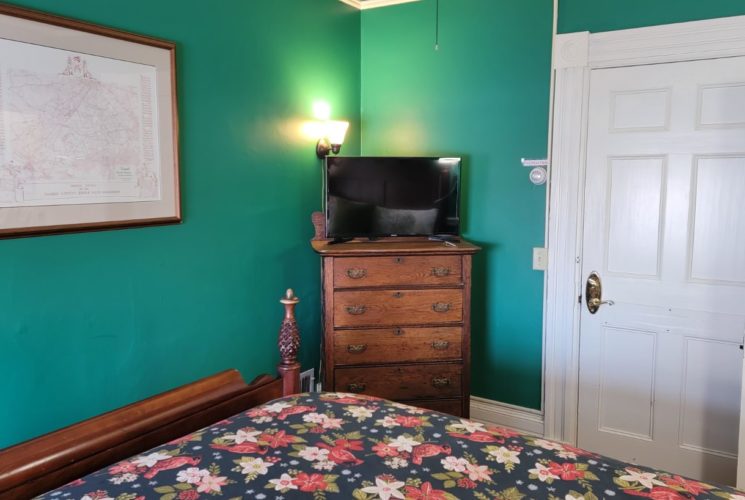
[325,156,461,239]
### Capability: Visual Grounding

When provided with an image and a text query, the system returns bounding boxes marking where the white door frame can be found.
[543,14,745,444]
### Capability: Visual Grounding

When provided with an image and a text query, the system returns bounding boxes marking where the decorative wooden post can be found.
[277,288,301,395]
[311,211,326,241]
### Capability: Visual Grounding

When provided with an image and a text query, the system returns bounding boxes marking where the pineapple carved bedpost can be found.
[277,289,301,395]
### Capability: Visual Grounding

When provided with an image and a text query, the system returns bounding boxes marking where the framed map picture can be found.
[0,4,180,237]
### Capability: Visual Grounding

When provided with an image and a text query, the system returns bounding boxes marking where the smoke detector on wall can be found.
[339,0,420,10]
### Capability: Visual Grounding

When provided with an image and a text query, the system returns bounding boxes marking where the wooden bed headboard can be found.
[0,289,302,499]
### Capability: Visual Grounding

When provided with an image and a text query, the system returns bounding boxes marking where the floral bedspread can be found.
[39,392,743,500]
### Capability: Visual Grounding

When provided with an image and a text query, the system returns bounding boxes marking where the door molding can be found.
[544,14,745,444]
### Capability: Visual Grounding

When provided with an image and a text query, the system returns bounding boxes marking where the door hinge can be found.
[578,294,582,304]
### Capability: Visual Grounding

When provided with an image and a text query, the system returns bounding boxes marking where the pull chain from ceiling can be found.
[434,0,440,51]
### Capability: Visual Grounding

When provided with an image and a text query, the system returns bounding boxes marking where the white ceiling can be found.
[339,0,420,10]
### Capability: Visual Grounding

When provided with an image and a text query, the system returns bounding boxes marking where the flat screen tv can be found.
[325,156,461,239]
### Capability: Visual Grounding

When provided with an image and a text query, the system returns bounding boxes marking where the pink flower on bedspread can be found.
[548,461,587,481]
[404,481,448,499]
[373,442,400,458]
[394,415,424,427]
[662,475,713,495]
[259,429,298,448]
[142,456,201,479]
[107,461,138,475]
[81,491,111,500]
[486,425,521,438]
[292,472,328,492]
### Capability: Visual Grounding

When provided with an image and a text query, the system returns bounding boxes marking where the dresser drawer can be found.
[334,326,462,365]
[334,255,462,288]
[335,365,462,400]
[333,289,463,327]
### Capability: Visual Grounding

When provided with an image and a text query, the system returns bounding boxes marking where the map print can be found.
[0,39,160,208]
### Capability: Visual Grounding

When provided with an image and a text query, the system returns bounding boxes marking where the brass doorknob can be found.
[586,271,615,314]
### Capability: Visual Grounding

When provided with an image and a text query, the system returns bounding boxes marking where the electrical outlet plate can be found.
[533,247,548,271]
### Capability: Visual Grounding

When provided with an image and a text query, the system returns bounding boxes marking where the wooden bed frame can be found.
[0,289,302,499]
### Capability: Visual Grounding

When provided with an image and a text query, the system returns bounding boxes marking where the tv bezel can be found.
[323,156,462,240]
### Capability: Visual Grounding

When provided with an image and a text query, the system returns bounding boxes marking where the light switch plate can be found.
[533,247,548,271]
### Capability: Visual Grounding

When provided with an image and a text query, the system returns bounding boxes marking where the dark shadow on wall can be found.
[467,238,495,400]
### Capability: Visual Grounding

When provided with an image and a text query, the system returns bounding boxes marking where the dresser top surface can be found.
[311,238,480,256]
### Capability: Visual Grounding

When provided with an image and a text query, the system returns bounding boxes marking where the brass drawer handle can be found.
[346,305,367,315]
[393,328,404,336]
[347,344,367,353]
[432,267,451,277]
[432,340,450,350]
[432,377,451,388]
[346,268,367,279]
[347,382,366,392]
[432,302,452,313]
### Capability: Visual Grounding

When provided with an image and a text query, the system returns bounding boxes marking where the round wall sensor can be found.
[529,167,547,185]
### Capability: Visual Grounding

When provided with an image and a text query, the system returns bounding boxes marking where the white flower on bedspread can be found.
[239,457,274,475]
[618,468,666,489]
[376,416,401,428]
[132,452,172,467]
[268,473,299,492]
[531,438,565,451]
[450,418,486,433]
[223,427,261,444]
[441,456,469,472]
[488,446,521,466]
[108,472,137,484]
[263,401,293,413]
[345,405,374,420]
[81,495,113,500]
[303,412,327,424]
[529,462,561,483]
[196,473,228,493]
[176,467,210,484]
[298,446,330,462]
[312,459,336,471]
[360,476,406,500]
[388,435,420,453]
[302,412,343,429]
[465,463,493,482]
[385,457,409,469]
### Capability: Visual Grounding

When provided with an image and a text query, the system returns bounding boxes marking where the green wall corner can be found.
[360,0,553,409]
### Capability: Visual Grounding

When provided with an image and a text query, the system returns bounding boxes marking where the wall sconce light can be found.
[316,120,349,158]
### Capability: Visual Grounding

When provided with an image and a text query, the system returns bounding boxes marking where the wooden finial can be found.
[311,211,326,240]
[277,288,301,395]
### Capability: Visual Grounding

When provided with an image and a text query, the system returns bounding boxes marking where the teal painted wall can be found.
[361,0,553,409]
[559,0,745,33]
[0,0,360,448]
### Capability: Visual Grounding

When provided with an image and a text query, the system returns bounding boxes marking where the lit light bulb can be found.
[312,101,331,121]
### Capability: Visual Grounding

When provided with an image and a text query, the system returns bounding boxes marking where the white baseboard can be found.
[470,396,545,437]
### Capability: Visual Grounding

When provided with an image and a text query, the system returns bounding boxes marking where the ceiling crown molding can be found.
[339,0,420,10]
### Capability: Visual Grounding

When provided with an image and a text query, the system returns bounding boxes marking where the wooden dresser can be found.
[312,239,480,417]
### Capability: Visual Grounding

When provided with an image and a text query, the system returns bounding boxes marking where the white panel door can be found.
[578,56,745,485]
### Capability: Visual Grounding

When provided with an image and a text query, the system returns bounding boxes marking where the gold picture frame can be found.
[0,3,180,237]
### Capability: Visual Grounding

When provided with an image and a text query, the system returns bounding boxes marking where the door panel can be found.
[578,56,745,485]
